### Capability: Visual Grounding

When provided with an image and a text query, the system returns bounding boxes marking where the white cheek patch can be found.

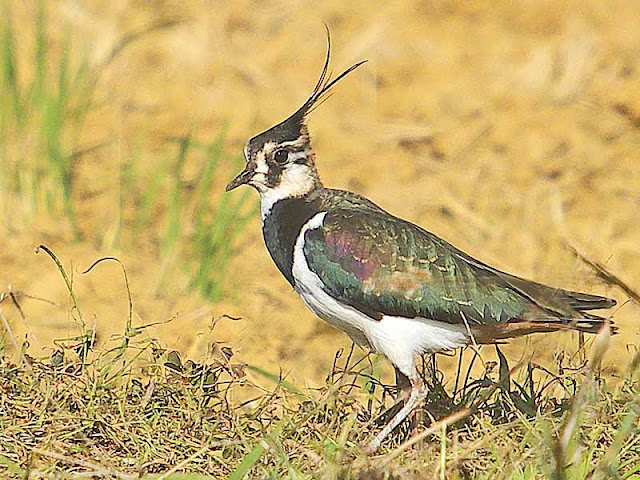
[279,163,314,190]
[259,163,317,219]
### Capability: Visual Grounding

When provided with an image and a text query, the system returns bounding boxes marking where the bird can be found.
[225,34,616,453]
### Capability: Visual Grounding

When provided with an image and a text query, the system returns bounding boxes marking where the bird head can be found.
[226,32,366,214]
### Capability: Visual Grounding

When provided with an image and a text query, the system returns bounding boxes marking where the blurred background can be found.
[1,0,638,386]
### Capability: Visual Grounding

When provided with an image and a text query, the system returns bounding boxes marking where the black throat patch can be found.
[262,195,322,286]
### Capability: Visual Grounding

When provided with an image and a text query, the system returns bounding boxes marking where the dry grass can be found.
[1,275,639,478]
[1,248,639,478]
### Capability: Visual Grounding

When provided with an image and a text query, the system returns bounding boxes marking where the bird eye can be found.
[273,149,289,165]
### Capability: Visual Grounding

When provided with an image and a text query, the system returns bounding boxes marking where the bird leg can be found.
[373,367,412,426]
[365,373,425,454]
[395,367,412,402]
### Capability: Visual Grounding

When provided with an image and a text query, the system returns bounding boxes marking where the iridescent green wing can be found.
[303,207,613,325]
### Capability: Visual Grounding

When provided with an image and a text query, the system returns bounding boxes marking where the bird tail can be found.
[495,274,618,336]
[556,290,617,312]
[502,273,617,313]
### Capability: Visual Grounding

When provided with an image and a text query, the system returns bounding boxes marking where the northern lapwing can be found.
[226,34,616,453]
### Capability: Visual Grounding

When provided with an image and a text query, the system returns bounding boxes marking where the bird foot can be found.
[363,384,426,454]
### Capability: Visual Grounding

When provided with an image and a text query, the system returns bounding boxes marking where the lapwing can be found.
[225,35,616,453]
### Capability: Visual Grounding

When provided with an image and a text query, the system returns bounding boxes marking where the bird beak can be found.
[226,166,254,192]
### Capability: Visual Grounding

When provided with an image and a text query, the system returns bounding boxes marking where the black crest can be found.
[247,29,367,152]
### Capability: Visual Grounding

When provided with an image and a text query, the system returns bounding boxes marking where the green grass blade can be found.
[193,127,227,233]
[134,155,169,232]
[1,12,23,126]
[227,443,266,480]
[227,420,285,480]
[246,364,307,401]
[28,0,47,105]
[0,454,24,475]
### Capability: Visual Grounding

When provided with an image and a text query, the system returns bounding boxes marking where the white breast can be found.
[291,212,471,377]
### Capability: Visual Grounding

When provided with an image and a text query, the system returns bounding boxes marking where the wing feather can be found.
[303,207,615,328]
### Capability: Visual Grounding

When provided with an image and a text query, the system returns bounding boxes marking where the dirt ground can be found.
[2,0,639,388]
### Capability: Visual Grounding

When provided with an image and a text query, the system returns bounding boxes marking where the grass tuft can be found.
[1,254,637,479]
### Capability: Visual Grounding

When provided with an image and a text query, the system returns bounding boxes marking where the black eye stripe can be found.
[266,169,281,187]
